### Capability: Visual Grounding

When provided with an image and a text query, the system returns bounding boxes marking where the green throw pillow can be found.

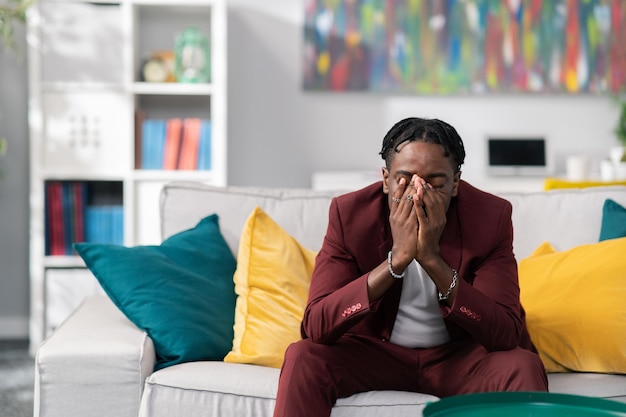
[74,214,237,370]
[599,199,626,242]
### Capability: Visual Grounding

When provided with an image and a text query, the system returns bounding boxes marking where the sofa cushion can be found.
[599,198,626,241]
[224,207,316,368]
[74,214,237,370]
[519,238,626,374]
[160,182,340,255]
[548,373,626,403]
[497,186,626,260]
[139,362,439,417]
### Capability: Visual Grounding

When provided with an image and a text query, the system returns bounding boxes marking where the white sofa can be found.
[34,181,626,417]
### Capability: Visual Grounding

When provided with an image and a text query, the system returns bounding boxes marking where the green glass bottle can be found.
[174,27,210,83]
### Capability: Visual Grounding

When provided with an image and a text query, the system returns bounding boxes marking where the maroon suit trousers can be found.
[273,335,548,417]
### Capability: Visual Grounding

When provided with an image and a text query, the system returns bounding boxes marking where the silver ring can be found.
[406,194,413,202]
[392,197,401,203]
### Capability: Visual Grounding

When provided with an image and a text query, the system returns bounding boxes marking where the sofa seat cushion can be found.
[138,362,439,417]
[548,373,626,403]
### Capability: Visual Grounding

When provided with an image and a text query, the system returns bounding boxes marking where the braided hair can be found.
[379,117,466,172]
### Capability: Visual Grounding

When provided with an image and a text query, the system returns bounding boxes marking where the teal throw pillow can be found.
[74,214,237,370]
[599,199,626,242]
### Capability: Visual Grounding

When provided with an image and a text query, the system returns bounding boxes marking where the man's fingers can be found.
[390,177,407,206]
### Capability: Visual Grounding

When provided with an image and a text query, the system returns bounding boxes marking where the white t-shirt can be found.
[389,260,450,348]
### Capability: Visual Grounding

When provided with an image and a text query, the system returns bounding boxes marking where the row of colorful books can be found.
[140,118,212,170]
[45,182,124,256]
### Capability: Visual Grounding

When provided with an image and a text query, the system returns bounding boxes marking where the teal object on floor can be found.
[423,392,626,417]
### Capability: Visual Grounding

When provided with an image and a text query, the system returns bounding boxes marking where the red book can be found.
[48,182,66,256]
[177,118,202,170]
[163,118,183,170]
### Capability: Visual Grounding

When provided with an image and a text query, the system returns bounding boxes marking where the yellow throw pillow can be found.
[519,237,626,374]
[224,207,317,368]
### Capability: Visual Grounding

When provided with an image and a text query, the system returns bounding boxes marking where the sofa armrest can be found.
[34,295,156,417]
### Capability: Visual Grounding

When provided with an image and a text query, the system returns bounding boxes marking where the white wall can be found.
[227,1,621,192]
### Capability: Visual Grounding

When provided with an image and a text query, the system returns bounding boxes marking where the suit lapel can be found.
[440,196,463,271]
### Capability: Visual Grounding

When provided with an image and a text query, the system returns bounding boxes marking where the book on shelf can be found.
[84,207,101,244]
[110,206,124,246]
[178,118,202,170]
[139,117,211,170]
[46,182,65,256]
[62,182,74,255]
[73,182,85,246]
[85,205,124,246]
[163,118,183,170]
[134,111,146,170]
[141,119,167,170]
[140,119,152,169]
[197,119,212,170]
[45,181,124,256]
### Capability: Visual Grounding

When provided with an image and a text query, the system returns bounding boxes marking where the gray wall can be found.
[0,1,621,338]
[0,24,30,338]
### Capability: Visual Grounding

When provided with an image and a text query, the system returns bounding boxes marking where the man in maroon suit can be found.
[273,117,548,417]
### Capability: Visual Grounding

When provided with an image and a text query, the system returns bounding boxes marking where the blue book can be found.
[197,120,212,170]
[101,207,112,244]
[111,206,124,246]
[86,206,112,244]
[141,120,153,169]
[85,206,98,243]
[152,120,167,169]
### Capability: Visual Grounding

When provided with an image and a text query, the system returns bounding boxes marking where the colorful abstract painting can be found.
[303,0,626,94]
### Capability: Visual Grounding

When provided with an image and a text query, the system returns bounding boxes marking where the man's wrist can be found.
[387,250,406,279]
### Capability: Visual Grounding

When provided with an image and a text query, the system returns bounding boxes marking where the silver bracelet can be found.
[387,251,406,279]
[438,269,458,301]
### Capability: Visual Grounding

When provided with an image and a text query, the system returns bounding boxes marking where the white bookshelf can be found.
[27,0,227,353]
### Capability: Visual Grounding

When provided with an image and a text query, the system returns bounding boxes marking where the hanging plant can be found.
[0,0,34,52]
[1,0,34,179]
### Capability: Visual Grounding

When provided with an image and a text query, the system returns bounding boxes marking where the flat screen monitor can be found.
[487,137,548,176]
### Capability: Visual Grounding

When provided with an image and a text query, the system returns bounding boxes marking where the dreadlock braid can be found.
[379,117,466,172]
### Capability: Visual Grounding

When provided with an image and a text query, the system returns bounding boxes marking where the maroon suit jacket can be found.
[301,180,536,352]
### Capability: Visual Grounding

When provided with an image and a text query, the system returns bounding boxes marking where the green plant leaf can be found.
[0,0,34,51]
[616,102,626,146]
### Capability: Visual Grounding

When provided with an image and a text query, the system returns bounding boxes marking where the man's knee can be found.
[283,339,318,370]
[282,340,333,385]
[495,348,548,391]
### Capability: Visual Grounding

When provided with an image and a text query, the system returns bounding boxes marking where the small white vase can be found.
[566,155,590,181]
[600,159,616,181]
[616,163,626,181]
[610,146,625,165]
